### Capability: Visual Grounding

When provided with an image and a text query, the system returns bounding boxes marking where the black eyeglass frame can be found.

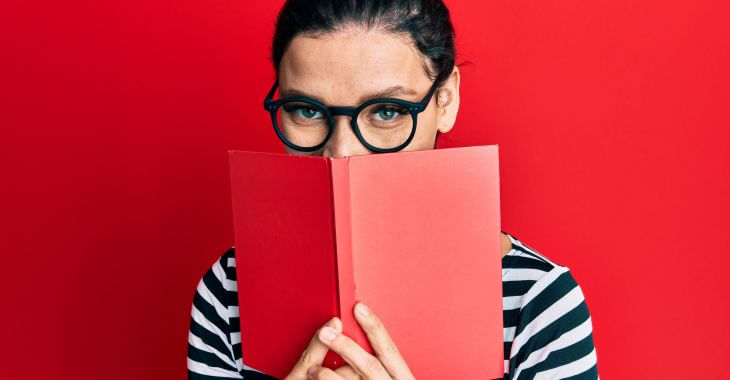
[262,79,440,153]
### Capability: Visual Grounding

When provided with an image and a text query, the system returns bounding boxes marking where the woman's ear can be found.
[435,65,460,134]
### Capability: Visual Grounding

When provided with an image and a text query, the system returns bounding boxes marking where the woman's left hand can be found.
[306,302,415,380]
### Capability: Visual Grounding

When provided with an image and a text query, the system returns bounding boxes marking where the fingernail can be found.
[307,365,319,379]
[319,326,337,342]
[356,303,371,317]
[329,317,342,332]
[326,317,336,328]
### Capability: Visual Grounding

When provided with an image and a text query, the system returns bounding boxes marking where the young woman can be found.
[187,1,598,379]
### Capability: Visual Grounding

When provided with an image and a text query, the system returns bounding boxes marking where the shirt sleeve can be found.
[187,249,279,380]
[506,267,599,379]
[187,249,244,379]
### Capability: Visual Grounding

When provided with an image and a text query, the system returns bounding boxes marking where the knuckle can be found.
[384,341,400,356]
[363,356,383,375]
[299,348,312,365]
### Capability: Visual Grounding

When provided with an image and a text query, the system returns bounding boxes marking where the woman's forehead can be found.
[278,29,431,104]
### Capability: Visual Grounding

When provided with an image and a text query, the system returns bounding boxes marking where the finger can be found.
[334,365,362,380]
[286,317,342,380]
[353,302,413,379]
[307,365,345,380]
[318,325,389,379]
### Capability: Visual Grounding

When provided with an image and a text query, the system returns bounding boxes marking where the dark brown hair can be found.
[271,0,456,89]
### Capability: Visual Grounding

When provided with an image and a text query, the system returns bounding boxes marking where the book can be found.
[229,145,504,379]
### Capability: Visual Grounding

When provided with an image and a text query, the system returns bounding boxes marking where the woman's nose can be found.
[321,115,368,158]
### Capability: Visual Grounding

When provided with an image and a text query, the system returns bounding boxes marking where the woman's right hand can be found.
[284,317,358,380]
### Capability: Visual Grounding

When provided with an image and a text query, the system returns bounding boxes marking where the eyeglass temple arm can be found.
[263,80,279,110]
[420,80,440,105]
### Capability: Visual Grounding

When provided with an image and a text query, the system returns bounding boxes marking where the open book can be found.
[229,145,504,379]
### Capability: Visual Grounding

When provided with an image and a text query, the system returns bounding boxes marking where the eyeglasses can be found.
[262,79,440,153]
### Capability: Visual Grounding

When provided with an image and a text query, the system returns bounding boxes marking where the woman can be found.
[187,1,598,379]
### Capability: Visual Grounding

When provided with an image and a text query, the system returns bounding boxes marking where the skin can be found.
[278,27,512,380]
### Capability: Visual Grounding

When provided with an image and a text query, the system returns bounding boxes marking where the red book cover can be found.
[229,145,504,379]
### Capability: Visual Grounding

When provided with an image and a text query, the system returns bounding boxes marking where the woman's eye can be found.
[284,105,323,119]
[373,106,407,121]
[297,107,322,119]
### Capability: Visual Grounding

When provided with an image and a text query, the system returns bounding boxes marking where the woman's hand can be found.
[306,302,415,380]
[284,317,343,380]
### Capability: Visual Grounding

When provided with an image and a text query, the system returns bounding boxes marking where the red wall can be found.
[2,0,728,378]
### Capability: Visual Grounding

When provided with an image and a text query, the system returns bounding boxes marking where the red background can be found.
[2,0,728,378]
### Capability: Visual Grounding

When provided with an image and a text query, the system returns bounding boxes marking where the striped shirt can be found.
[188,232,598,379]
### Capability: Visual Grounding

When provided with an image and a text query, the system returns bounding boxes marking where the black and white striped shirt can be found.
[187,232,598,379]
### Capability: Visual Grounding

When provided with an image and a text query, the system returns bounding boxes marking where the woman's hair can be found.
[272,0,456,89]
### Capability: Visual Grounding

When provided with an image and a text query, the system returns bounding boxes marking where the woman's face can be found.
[277,28,460,158]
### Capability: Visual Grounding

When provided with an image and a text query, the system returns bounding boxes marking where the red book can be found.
[229,145,504,379]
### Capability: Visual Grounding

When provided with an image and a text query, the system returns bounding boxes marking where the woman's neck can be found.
[501,232,512,257]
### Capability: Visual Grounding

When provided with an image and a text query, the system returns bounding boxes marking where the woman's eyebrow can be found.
[279,88,327,103]
[358,86,419,103]
[280,86,419,105]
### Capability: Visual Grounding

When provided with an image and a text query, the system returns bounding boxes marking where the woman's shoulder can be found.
[501,232,588,310]
[219,246,237,274]
[502,231,571,280]
[193,246,239,308]
[188,246,247,378]
[501,233,598,378]
[503,231,560,263]
[203,245,238,282]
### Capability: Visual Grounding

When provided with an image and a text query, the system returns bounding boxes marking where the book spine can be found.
[330,158,366,348]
